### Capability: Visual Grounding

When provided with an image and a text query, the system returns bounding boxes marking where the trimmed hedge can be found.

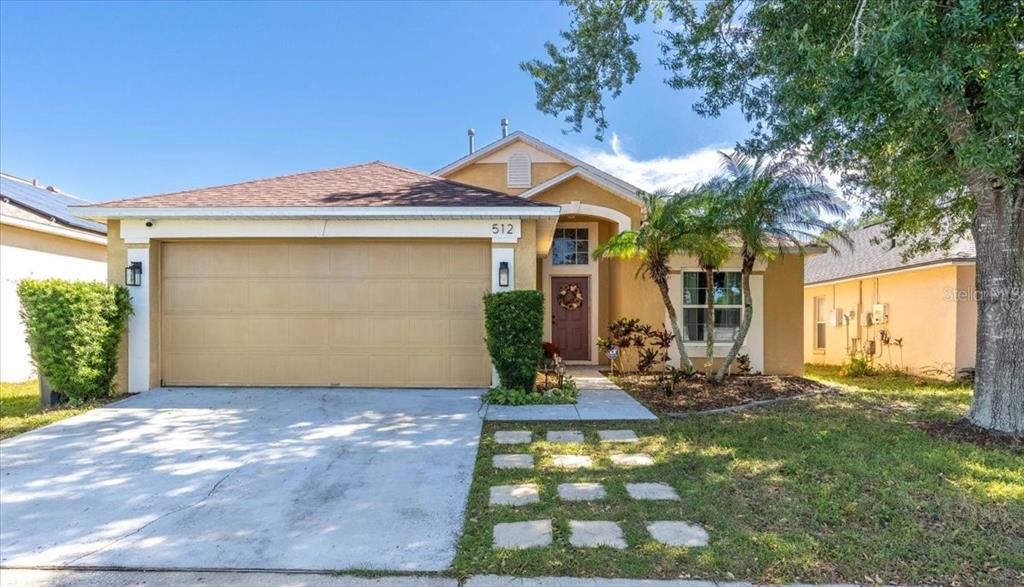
[17,279,132,403]
[483,290,544,391]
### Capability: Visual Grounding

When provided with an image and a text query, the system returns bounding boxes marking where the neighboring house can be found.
[804,222,976,378]
[0,173,107,382]
[75,130,808,393]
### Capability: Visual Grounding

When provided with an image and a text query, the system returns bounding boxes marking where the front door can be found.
[551,276,590,361]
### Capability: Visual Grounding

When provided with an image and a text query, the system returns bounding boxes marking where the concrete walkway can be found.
[0,570,874,587]
[482,369,656,422]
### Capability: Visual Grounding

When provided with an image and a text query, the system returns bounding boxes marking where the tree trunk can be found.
[653,274,693,369]
[705,268,716,378]
[716,252,755,382]
[968,180,1024,436]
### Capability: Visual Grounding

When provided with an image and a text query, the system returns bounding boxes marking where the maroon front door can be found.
[551,276,590,360]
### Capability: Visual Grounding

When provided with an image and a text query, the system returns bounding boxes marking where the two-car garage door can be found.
[160,239,492,387]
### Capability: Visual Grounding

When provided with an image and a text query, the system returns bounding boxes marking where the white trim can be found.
[555,200,632,232]
[434,131,642,200]
[72,205,562,221]
[0,214,106,245]
[478,142,562,164]
[542,221,599,364]
[518,167,640,206]
[126,247,150,393]
[805,259,974,287]
[118,218,527,245]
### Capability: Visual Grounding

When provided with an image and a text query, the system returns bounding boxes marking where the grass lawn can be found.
[454,365,1023,586]
[0,380,119,441]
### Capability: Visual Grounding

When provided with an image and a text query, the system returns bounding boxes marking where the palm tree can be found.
[677,186,732,377]
[594,191,695,369]
[713,151,849,382]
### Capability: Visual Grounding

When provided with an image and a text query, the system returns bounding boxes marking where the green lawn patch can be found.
[454,366,1024,585]
[0,380,120,441]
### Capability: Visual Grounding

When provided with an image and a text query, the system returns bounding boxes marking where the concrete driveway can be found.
[0,387,483,572]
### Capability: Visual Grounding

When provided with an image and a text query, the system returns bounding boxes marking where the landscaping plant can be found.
[482,290,544,391]
[16,279,132,404]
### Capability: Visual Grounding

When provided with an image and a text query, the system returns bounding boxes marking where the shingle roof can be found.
[0,174,106,234]
[84,161,556,209]
[805,222,975,284]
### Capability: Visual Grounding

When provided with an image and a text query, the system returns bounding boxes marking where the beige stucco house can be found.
[1,173,107,382]
[804,223,976,378]
[75,131,807,392]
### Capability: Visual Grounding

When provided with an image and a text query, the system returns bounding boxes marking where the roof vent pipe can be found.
[468,128,476,154]
[501,118,509,138]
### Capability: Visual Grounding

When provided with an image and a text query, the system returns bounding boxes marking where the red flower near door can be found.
[557,283,584,310]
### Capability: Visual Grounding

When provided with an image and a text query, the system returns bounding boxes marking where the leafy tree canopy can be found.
[522,0,1023,253]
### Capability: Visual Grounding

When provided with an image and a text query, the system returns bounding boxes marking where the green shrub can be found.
[17,279,132,403]
[483,290,544,391]
[840,353,875,377]
[482,376,579,405]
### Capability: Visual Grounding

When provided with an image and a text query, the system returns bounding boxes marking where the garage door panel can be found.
[369,281,409,311]
[161,240,490,387]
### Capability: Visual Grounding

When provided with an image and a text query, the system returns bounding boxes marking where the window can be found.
[552,228,589,265]
[813,295,827,350]
[507,153,531,187]
[681,271,742,342]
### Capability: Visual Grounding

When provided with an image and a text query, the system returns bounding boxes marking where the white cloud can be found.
[573,133,731,193]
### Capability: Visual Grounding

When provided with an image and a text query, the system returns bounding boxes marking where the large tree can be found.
[523,0,1023,435]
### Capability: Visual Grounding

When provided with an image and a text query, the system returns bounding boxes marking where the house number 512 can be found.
[491,223,514,235]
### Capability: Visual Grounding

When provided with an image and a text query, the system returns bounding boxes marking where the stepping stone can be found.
[493,454,534,469]
[568,520,627,549]
[547,430,584,443]
[625,482,680,501]
[494,430,532,444]
[609,453,655,467]
[493,519,552,549]
[646,521,709,547]
[551,454,593,469]
[490,483,540,506]
[557,482,606,502]
[598,429,639,443]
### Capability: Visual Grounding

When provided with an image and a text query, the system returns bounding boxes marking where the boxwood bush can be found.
[17,279,132,403]
[483,290,544,391]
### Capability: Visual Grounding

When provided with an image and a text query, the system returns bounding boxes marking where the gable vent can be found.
[507,153,532,188]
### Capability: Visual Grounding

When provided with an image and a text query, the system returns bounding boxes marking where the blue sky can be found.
[0,1,752,202]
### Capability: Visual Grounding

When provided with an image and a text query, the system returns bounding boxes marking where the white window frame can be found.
[681,270,744,343]
[813,295,827,351]
[551,226,591,266]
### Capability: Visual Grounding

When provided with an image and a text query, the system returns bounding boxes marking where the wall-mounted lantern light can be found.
[125,261,143,287]
[498,261,510,288]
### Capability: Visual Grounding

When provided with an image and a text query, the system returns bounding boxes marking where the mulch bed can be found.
[911,418,1024,453]
[612,372,833,413]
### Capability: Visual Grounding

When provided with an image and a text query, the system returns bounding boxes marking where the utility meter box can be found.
[830,308,845,326]
[860,311,873,326]
[872,303,890,325]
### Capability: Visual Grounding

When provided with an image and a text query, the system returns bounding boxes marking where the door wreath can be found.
[557,283,584,310]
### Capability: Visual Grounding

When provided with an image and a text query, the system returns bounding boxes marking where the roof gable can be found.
[434,131,642,201]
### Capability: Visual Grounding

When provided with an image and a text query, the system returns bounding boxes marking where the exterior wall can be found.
[0,223,106,381]
[762,254,804,375]
[803,264,964,377]
[446,162,572,196]
[106,220,129,393]
[514,220,537,290]
[529,176,642,228]
[954,264,977,374]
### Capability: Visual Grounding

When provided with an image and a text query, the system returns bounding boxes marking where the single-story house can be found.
[804,222,976,378]
[1,173,107,382]
[75,130,807,392]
